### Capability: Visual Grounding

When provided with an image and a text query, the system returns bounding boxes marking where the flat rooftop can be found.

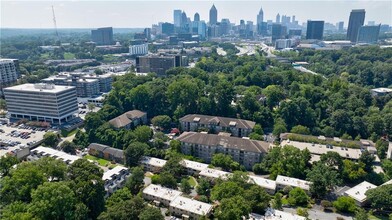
[102,165,128,181]
[345,181,377,202]
[249,175,277,191]
[371,88,392,93]
[31,146,80,164]
[180,159,209,172]
[199,168,231,180]
[143,184,182,202]
[170,196,213,216]
[281,140,363,160]
[4,83,75,94]
[275,175,311,191]
[140,156,167,168]
[265,208,306,220]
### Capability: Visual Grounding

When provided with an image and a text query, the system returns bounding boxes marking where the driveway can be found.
[283,207,353,220]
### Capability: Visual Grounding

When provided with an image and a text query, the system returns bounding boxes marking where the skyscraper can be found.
[276,13,281,23]
[357,25,380,43]
[181,11,188,27]
[257,7,264,25]
[91,27,114,45]
[306,20,324,40]
[194,13,200,22]
[337,21,344,32]
[209,4,217,25]
[174,10,182,27]
[347,9,365,42]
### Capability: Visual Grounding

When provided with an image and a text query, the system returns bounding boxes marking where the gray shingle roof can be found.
[179,114,256,130]
[177,132,269,153]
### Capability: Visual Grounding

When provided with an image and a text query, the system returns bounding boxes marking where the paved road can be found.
[283,207,353,220]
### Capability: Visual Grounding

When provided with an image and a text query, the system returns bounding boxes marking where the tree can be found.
[158,172,178,189]
[60,141,77,154]
[98,194,145,220]
[0,155,19,176]
[333,196,357,213]
[215,195,252,220]
[0,162,46,204]
[365,184,392,211]
[342,159,367,183]
[151,115,172,130]
[272,118,288,137]
[354,208,368,220]
[320,151,344,171]
[1,201,34,220]
[271,193,283,210]
[73,130,89,148]
[296,208,309,218]
[211,153,240,171]
[211,181,244,201]
[307,162,342,198]
[43,132,59,148]
[138,206,164,220]
[28,182,82,220]
[87,103,96,112]
[244,185,271,214]
[125,166,145,195]
[162,155,185,178]
[125,142,148,167]
[290,125,311,135]
[169,140,181,153]
[263,85,285,109]
[180,177,192,194]
[133,125,153,143]
[288,187,309,207]
[34,157,67,181]
[68,159,105,219]
[376,139,389,159]
[358,150,375,172]
[196,178,211,196]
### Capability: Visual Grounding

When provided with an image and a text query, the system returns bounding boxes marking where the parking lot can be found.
[0,124,47,157]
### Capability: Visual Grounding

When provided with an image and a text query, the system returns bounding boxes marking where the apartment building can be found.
[140,156,167,173]
[108,110,147,129]
[142,184,182,206]
[4,83,78,124]
[29,146,80,165]
[0,59,19,91]
[344,181,377,206]
[177,132,269,169]
[275,175,311,192]
[102,166,131,197]
[179,114,256,137]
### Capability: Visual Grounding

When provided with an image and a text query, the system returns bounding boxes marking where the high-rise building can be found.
[144,28,151,41]
[174,10,182,27]
[198,21,207,39]
[306,20,324,40]
[0,59,20,91]
[194,13,200,22]
[288,29,302,37]
[337,21,344,32]
[91,27,114,45]
[136,55,186,76]
[220,19,231,36]
[357,25,380,43]
[276,13,281,23]
[162,22,175,35]
[272,23,283,41]
[347,9,365,42]
[257,7,264,25]
[209,4,217,25]
[129,43,149,56]
[4,83,78,124]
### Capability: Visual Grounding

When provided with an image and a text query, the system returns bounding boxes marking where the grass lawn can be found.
[64,52,75,60]
[369,214,390,220]
[188,176,197,187]
[84,154,110,166]
[282,198,289,205]
[61,128,79,137]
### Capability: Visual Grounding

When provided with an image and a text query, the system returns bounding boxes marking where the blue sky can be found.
[1,0,391,28]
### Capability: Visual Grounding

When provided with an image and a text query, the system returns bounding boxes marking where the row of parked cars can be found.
[8,130,31,139]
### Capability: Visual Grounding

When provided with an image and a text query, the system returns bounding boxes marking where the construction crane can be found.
[51,5,60,43]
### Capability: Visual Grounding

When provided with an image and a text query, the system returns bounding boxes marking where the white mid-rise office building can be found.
[129,43,149,56]
[3,83,78,124]
[0,59,19,89]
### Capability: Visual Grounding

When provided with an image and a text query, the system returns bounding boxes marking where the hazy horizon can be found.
[1,0,391,29]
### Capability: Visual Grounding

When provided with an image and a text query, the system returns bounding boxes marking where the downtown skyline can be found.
[1,0,391,29]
